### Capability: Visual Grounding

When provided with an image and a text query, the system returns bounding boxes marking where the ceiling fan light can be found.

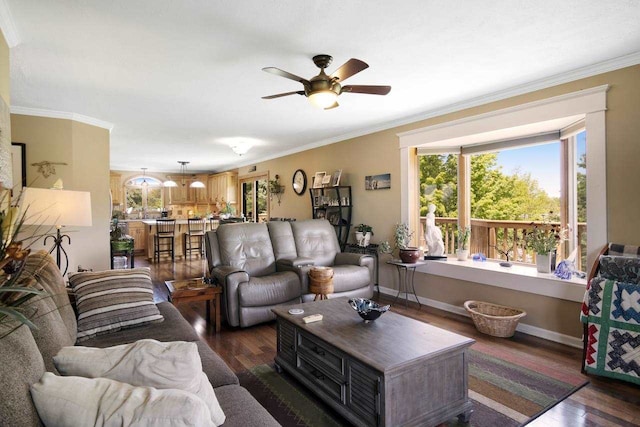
[308,90,338,109]
[190,180,205,188]
[163,179,178,187]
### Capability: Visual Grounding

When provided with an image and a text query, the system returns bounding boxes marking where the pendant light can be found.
[165,161,205,188]
[141,168,148,187]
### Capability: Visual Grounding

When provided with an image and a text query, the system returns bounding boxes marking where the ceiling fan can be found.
[262,54,391,109]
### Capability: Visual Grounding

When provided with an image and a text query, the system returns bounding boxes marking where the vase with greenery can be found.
[456,226,471,261]
[355,224,373,247]
[0,187,46,330]
[394,223,420,263]
[526,219,567,273]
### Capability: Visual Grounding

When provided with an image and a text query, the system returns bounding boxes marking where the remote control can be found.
[302,314,323,324]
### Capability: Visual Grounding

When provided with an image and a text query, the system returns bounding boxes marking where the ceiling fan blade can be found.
[330,58,368,82]
[262,67,310,85]
[324,101,339,110]
[262,91,305,99]
[342,85,391,95]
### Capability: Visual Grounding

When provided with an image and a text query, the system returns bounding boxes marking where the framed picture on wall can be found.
[365,173,391,190]
[11,142,26,190]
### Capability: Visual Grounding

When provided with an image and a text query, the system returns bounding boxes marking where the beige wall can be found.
[236,65,640,339]
[0,32,9,105]
[11,114,111,273]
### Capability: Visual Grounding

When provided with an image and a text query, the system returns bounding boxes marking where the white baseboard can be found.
[377,285,583,349]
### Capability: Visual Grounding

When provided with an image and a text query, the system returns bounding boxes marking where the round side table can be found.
[309,267,334,301]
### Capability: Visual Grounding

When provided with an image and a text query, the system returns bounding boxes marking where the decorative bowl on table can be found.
[348,298,390,322]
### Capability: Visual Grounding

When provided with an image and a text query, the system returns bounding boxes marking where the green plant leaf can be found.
[0,307,38,329]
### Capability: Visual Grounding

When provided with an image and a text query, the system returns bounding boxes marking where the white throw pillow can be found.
[31,372,214,427]
[53,340,225,426]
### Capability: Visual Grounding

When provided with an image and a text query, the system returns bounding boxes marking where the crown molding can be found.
[0,0,19,47]
[224,50,640,170]
[10,106,114,131]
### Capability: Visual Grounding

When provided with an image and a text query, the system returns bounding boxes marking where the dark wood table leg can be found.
[206,298,211,322]
[215,295,221,332]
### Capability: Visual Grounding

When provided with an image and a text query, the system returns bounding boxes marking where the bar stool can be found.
[209,218,220,232]
[184,218,206,259]
[154,219,176,263]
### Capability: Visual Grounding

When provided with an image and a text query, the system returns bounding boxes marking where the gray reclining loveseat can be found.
[205,219,374,328]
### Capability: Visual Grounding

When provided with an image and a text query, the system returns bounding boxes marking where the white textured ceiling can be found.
[6,0,640,174]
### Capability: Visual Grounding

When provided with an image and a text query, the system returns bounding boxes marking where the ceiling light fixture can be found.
[308,90,338,109]
[141,168,148,187]
[231,143,251,156]
[166,161,205,188]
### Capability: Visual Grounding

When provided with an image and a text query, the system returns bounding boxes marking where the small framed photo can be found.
[331,169,342,187]
[314,195,321,206]
[321,174,332,186]
[328,212,340,225]
[313,171,326,188]
[316,209,326,219]
[365,173,391,190]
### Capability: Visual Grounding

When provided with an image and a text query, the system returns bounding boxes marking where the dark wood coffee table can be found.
[272,297,474,427]
[165,278,222,332]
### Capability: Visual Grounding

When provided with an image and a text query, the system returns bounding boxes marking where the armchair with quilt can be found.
[580,243,640,385]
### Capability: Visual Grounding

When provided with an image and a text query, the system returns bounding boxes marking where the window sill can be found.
[416,258,586,302]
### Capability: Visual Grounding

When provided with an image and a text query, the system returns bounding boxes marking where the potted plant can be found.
[355,224,373,247]
[394,223,420,263]
[0,187,46,329]
[268,175,285,206]
[456,226,471,261]
[526,220,567,273]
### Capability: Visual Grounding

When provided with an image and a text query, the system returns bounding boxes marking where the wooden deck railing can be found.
[419,217,587,271]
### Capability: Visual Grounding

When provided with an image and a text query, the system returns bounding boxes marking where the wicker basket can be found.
[309,267,334,297]
[463,300,526,338]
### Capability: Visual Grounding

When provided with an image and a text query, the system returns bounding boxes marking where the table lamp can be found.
[20,182,92,275]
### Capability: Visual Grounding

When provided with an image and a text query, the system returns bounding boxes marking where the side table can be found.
[110,237,134,269]
[165,278,222,332]
[386,259,426,309]
[344,243,379,294]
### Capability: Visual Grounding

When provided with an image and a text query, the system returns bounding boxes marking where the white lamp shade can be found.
[20,187,93,227]
[190,180,205,188]
[163,180,178,187]
[308,90,338,109]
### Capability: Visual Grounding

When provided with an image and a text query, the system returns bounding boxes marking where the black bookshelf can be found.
[310,185,352,249]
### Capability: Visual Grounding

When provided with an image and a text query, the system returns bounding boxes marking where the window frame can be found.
[398,85,608,301]
[124,175,164,213]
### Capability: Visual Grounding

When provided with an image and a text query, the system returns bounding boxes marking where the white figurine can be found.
[425,203,445,256]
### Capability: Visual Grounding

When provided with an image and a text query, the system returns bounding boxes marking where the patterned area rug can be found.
[238,343,588,427]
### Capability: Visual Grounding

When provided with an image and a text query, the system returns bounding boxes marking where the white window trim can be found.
[398,85,608,298]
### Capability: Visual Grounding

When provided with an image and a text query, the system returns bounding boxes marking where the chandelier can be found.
[163,161,205,188]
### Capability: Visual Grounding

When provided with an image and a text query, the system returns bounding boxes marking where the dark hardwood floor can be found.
[142,256,640,426]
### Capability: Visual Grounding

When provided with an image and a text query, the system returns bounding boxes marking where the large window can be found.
[419,130,587,270]
[125,176,163,215]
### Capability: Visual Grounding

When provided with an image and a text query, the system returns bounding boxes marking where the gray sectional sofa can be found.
[205,219,375,328]
[0,251,279,426]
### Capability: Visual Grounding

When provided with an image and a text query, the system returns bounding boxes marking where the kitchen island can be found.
[140,218,230,261]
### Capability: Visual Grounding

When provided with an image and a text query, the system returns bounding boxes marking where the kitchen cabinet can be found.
[110,173,122,205]
[208,172,238,207]
[165,181,193,204]
[127,221,147,252]
[164,174,209,205]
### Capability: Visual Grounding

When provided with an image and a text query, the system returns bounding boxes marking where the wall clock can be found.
[292,169,307,195]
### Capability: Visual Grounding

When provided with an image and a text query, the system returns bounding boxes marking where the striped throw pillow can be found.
[68,268,164,342]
